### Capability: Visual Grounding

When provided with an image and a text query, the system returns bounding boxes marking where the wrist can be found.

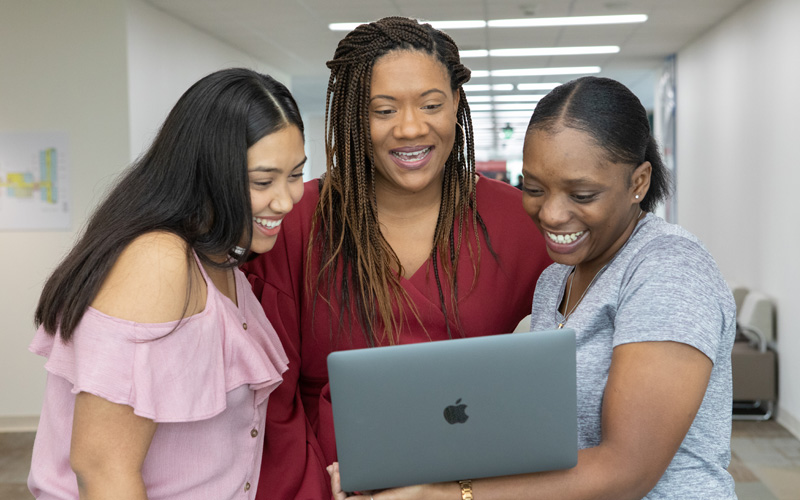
[458,479,473,500]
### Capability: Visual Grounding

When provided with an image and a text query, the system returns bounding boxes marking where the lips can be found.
[543,230,587,254]
[389,145,434,170]
[253,216,283,237]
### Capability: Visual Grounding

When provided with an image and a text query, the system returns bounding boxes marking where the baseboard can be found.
[0,415,39,433]
[777,406,800,440]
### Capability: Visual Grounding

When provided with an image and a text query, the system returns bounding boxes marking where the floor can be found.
[2,420,800,499]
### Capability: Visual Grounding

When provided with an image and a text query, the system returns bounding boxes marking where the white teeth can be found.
[254,217,282,229]
[546,231,584,244]
[392,147,431,161]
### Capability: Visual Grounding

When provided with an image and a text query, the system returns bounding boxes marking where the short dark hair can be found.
[526,76,671,212]
[36,68,303,341]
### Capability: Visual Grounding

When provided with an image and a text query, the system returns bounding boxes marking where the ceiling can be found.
[145,0,750,160]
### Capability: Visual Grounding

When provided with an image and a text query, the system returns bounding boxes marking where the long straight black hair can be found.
[35,68,303,341]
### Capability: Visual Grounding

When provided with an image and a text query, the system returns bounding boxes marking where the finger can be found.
[330,462,349,500]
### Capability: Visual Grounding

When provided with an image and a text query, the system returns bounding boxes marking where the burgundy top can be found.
[243,175,551,499]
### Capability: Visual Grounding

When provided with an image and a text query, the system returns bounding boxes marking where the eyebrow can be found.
[561,177,601,186]
[369,88,448,103]
[524,173,603,187]
[248,157,307,173]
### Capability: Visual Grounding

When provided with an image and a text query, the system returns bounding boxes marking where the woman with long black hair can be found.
[28,68,306,499]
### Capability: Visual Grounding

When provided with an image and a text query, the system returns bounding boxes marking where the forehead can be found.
[523,128,626,182]
[247,125,304,166]
[370,50,451,96]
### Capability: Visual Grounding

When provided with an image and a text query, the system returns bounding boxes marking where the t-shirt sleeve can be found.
[613,235,728,364]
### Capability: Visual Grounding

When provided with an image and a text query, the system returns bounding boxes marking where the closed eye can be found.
[522,186,543,196]
[571,193,598,203]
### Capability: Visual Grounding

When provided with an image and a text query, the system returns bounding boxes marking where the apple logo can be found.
[443,398,469,424]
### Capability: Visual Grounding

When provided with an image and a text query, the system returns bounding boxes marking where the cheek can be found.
[521,195,540,219]
[290,182,304,205]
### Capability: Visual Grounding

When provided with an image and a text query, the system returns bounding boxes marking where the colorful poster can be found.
[0,132,70,230]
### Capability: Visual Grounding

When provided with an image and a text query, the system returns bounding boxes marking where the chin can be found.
[249,239,276,255]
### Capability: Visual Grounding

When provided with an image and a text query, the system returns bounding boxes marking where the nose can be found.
[269,181,293,214]
[393,108,428,140]
[537,194,572,228]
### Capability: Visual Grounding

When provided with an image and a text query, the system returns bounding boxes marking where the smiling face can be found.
[522,127,650,274]
[245,125,306,254]
[368,50,460,196]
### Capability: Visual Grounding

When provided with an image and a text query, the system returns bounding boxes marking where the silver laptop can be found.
[327,328,577,492]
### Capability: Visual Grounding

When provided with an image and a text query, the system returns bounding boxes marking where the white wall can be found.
[676,0,800,437]
[0,0,292,429]
[0,0,131,427]
[125,0,291,160]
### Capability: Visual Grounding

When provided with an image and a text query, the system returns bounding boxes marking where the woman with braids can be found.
[242,16,551,499]
[331,77,737,499]
[28,68,305,499]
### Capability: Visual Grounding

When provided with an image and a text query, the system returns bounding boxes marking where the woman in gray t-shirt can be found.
[329,76,736,500]
[516,76,736,499]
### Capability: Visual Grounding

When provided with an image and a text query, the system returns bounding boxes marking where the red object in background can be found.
[475,160,507,172]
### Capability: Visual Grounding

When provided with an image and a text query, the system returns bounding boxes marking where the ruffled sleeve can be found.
[29,285,288,423]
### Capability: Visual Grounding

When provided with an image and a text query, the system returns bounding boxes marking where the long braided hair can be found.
[310,16,492,346]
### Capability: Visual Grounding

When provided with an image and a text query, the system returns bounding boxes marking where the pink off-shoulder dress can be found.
[27,256,288,500]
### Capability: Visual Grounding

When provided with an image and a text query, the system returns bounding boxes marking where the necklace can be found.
[557,263,608,329]
[556,209,646,329]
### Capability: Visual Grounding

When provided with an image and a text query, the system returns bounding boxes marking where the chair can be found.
[729,283,749,315]
[731,291,777,420]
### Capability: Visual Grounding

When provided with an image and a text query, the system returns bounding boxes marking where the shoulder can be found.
[628,217,719,276]
[619,217,734,314]
[475,174,524,207]
[91,231,196,323]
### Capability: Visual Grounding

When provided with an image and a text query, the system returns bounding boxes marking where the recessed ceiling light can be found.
[460,46,619,58]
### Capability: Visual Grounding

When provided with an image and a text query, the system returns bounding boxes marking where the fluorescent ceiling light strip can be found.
[488,14,648,27]
[330,20,485,31]
[490,66,601,77]
[468,95,545,103]
[460,50,490,58]
[461,46,618,58]
[472,110,534,118]
[492,94,546,102]
[491,46,619,57]
[494,103,537,110]
[463,84,515,92]
[517,83,561,90]
[471,103,538,111]
[330,14,646,32]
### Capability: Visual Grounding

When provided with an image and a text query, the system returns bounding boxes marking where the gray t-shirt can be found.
[530,214,737,499]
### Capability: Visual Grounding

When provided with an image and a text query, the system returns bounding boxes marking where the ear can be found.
[631,161,651,203]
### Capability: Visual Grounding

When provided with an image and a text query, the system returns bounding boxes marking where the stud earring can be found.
[635,195,640,200]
